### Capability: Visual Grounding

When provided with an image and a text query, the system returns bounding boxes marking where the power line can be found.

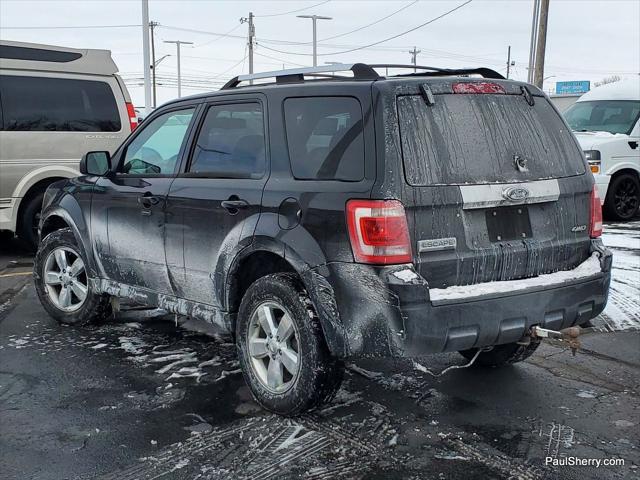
[160,25,246,40]
[316,0,474,56]
[2,24,140,29]
[192,23,243,48]
[255,0,331,18]
[256,0,474,57]
[312,0,419,44]
[254,50,307,68]
[210,55,249,79]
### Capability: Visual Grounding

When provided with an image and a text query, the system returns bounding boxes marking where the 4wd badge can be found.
[502,186,530,202]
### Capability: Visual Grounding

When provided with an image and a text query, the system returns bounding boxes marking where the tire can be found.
[603,173,640,221]
[236,273,343,416]
[459,340,540,367]
[17,190,45,251]
[34,228,111,326]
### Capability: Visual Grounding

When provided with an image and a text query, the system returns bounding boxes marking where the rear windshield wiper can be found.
[419,84,436,106]
[521,85,535,106]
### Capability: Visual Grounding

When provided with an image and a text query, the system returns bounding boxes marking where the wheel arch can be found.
[39,202,98,277]
[11,166,78,232]
[608,167,639,180]
[225,239,347,357]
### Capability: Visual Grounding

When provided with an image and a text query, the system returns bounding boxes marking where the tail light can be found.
[452,82,505,94]
[126,102,138,131]
[589,185,603,238]
[346,200,412,264]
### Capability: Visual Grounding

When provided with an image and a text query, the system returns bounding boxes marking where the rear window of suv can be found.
[397,93,585,186]
[284,96,364,181]
[0,75,121,132]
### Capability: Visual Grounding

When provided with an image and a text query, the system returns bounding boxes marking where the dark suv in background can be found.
[34,63,612,415]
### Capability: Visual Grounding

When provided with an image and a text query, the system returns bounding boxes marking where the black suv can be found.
[34,64,612,415]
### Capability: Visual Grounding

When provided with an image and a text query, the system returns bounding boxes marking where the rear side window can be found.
[398,93,586,186]
[189,102,265,179]
[0,75,121,132]
[284,97,364,181]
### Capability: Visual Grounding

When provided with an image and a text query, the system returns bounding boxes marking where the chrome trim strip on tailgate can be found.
[460,179,560,210]
[429,253,602,306]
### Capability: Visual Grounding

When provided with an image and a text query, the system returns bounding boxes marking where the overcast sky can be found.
[1,0,639,107]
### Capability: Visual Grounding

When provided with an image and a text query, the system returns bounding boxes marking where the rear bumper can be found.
[308,240,612,358]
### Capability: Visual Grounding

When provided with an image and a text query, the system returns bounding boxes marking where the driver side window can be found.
[122,108,195,174]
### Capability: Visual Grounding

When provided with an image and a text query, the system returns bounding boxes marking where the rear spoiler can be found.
[379,66,505,80]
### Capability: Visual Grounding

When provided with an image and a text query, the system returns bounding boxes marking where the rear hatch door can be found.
[396,80,592,288]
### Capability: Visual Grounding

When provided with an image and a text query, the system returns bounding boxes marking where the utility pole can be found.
[527,0,540,84]
[533,0,550,89]
[163,40,193,98]
[506,45,511,79]
[297,15,332,67]
[149,21,159,108]
[141,0,152,114]
[409,46,421,72]
[240,13,255,82]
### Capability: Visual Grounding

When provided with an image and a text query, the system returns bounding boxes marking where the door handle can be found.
[221,198,249,214]
[138,193,163,209]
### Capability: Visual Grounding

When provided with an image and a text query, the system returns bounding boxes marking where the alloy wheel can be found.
[43,246,88,312]
[247,301,301,393]
[614,177,639,218]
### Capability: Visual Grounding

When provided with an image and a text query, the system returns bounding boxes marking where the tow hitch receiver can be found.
[530,326,596,356]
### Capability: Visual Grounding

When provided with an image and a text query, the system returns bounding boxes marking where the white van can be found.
[0,40,136,248]
[564,78,640,220]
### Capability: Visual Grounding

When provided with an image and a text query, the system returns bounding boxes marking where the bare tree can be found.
[594,75,621,87]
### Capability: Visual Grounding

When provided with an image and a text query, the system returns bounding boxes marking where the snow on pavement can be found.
[598,220,640,331]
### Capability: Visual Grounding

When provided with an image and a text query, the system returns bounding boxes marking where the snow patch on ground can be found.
[597,222,640,331]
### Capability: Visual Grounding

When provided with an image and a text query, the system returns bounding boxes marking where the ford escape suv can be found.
[34,63,612,415]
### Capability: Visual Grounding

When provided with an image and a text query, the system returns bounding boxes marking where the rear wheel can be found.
[237,273,343,416]
[34,228,111,325]
[604,173,640,221]
[459,341,540,367]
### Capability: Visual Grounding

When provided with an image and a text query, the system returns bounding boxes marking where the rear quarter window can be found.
[0,75,121,132]
[284,96,365,181]
[397,93,586,185]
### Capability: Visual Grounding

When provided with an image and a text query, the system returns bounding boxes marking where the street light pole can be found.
[297,15,332,67]
[141,0,152,114]
[163,40,193,98]
[149,20,159,108]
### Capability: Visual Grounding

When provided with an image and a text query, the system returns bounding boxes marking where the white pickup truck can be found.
[564,79,640,220]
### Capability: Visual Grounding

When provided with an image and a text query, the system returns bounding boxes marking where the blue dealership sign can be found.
[555,80,590,95]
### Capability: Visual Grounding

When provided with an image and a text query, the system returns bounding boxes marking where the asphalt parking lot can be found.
[1,223,639,480]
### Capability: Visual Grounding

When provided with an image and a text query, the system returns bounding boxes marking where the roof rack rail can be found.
[220,63,505,90]
[221,63,379,89]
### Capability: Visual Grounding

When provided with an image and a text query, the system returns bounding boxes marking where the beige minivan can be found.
[0,40,136,248]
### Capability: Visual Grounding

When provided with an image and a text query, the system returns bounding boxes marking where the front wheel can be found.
[603,173,640,221]
[237,273,343,416]
[459,341,540,367]
[34,228,111,325]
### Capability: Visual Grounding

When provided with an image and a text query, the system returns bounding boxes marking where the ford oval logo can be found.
[502,186,530,202]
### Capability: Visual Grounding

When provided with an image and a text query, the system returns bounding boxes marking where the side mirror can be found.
[80,151,111,176]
